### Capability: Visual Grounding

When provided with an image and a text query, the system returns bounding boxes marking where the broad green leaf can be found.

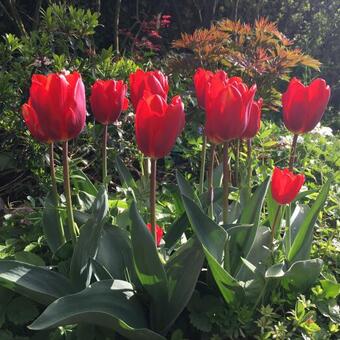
[288,177,331,262]
[164,237,204,332]
[42,191,65,253]
[70,186,108,289]
[129,202,168,330]
[71,169,97,196]
[181,196,226,262]
[115,155,137,189]
[29,280,165,340]
[163,213,189,249]
[15,251,45,266]
[181,196,240,303]
[283,204,311,260]
[95,224,138,285]
[283,259,323,291]
[0,260,74,305]
[236,226,271,281]
[320,279,340,299]
[239,177,270,256]
[266,259,323,291]
[176,171,201,207]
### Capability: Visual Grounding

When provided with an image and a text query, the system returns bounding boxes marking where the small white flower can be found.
[310,123,333,137]
[278,135,303,148]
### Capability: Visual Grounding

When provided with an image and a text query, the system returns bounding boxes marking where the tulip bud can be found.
[242,98,263,139]
[24,72,86,142]
[282,78,331,134]
[146,223,164,246]
[135,94,185,159]
[130,69,169,110]
[90,79,129,125]
[271,167,305,205]
[205,73,256,143]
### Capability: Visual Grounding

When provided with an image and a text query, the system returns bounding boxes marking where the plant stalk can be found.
[207,144,216,219]
[235,139,240,187]
[223,141,230,225]
[49,142,65,244]
[150,158,157,245]
[288,134,298,171]
[270,205,281,246]
[62,141,77,245]
[246,138,252,198]
[199,135,207,195]
[102,124,108,186]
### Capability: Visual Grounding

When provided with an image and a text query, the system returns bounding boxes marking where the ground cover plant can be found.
[0,2,339,340]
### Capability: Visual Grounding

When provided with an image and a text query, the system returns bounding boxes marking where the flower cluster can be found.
[22,68,331,242]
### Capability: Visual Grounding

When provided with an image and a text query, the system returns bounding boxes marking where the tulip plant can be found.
[0,66,332,339]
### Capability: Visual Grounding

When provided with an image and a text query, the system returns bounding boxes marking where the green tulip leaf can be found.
[129,202,168,330]
[163,212,189,249]
[95,224,138,285]
[29,280,165,340]
[181,195,240,303]
[0,260,74,305]
[115,155,137,190]
[176,171,201,207]
[70,186,108,289]
[71,169,98,197]
[288,177,331,262]
[164,237,204,332]
[42,191,65,254]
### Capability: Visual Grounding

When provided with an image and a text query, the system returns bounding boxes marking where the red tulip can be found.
[90,79,129,125]
[130,69,169,110]
[135,94,185,159]
[193,68,214,109]
[242,98,263,139]
[282,78,331,134]
[271,167,305,205]
[205,74,256,143]
[146,223,164,246]
[22,99,50,143]
[26,72,86,142]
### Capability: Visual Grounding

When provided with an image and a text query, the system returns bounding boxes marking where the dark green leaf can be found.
[288,177,331,262]
[115,156,137,189]
[164,237,204,332]
[15,251,45,266]
[6,296,39,325]
[0,260,74,305]
[29,280,165,340]
[70,186,108,289]
[129,202,168,330]
[42,191,65,254]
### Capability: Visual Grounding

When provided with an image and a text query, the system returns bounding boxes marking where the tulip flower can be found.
[27,72,86,142]
[271,167,305,205]
[22,100,50,143]
[205,76,257,143]
[282,77,331,135]
[24,72,86,245]
[90,79,129,184]
[242,98,263,139]
[90,79,129,125]
[146,223,164,247]
[135,93,185,245]
[193,68,214,109]
[135,94,185,159]
[130,69,169,110]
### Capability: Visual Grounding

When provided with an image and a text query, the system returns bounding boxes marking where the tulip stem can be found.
[62,141,77,246]
[49,142,65,244]
[288,134,298,170]
[235,139,240,187]
[150,158,157,245]
[199,135,207,195]
[223,141,230,225]
[271,205,281,246]
[102,124,108,187]
[246,139,252,199]
[207,144,216,219]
